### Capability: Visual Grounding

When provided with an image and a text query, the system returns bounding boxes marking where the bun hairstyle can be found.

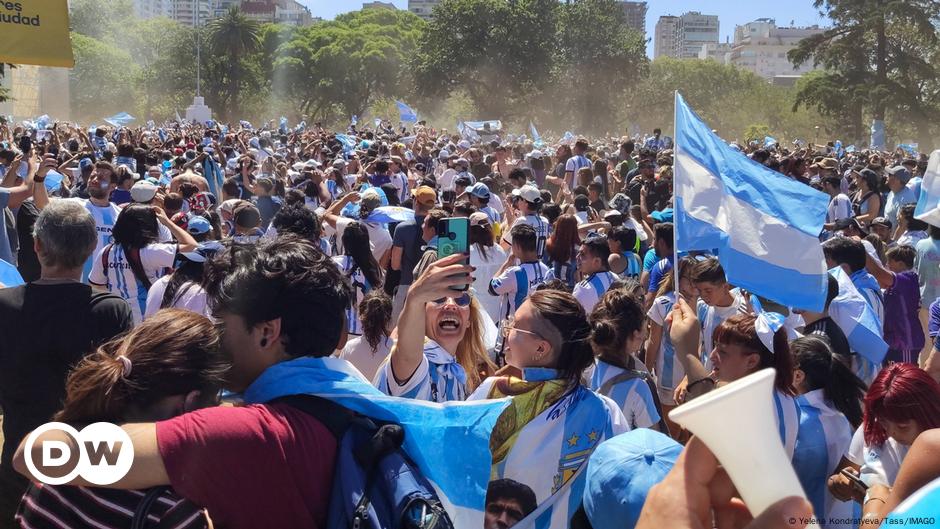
[589,288,645,360]
[790,335,866,428]
[55,310,228,423]
[527,290,594,384]
[713,313,795,395]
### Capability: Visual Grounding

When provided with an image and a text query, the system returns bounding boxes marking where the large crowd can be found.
[0,117,938,529]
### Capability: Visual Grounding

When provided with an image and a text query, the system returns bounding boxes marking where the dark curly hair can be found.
[589,287,645,360]
[359,291,392,352]
[203,236,352,358]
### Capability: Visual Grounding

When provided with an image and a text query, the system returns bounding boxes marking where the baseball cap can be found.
[467,182,491,200]
[457,140,471,150]
[79,157,94,171]
[220,199,241,215]
[527,150,543,160]
[871,217,892,229]
[650,208,674,223]
[179,241,224,263]
[511,184,541,204]
[455,175,473,187]
[360,188,382,211]
[413,185,436,207]
[303,159,322,170]
[469,211,490,227]
[455,157,469,168]
[130,180,158,203]
[438,149,451,161]
[886,165,912,184]
[583,429,682,529]
[186,215,212,235]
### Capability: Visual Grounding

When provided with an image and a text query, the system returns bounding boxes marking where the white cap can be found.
[130,180,158,203]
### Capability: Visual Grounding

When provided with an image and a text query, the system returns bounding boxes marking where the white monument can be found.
[185,96,212,124]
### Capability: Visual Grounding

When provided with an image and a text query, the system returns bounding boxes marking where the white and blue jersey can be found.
[71,199,122,282]
[793,390,857,529]
[773,389,801,459]
[696,290,745,370]
[573,270,619,314]
[374,338,467,403]
[590,358,660,430]
[490,261,554,321]
[390,171,409,203]
[505,215,550,259]
[480,205,501,226]
[89,242,177,325]
[332,255,372,336]
[564,155,591,187]
[648,293,686,405]
[620,251,642,279]
[550,250,578,289]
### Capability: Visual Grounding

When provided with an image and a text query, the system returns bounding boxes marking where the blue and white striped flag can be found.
[396,101,418,123]
[203,156,224,198]
[914,150,940,228]
[673,92,828,311]
[104,112,135,128]
[334,133,357,154]
[244,356,509,527]
[828,267,888,365]
[529,121,543,147]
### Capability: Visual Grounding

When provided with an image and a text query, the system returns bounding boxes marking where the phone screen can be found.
[437,217,470,291]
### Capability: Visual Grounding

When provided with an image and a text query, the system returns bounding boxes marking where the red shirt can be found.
[156,403,337,529]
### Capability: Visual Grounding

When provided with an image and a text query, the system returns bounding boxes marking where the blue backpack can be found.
[278,395,455,529]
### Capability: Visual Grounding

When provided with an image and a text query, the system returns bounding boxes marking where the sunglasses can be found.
[430,293,471,307]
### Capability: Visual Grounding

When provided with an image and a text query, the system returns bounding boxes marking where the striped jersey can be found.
[505,215,550,258]
[573,270,619,314]
[590,358,660,430]
[564,155,591,187]
[549,250,578,289]
[773,389,801,459]
[332,255,372,336]
[793,390,857,529]
[490,261,554,321]
[620,251,642,279]
[16,483,208,529]
[374,338,468,403]
[696,290,745,370]
[389,172,409,203]
[89,243,177,325]
[70,198,122,282]
[647,293,686,405]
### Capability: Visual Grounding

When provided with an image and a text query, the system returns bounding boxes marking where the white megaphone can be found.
[669,368,806,516]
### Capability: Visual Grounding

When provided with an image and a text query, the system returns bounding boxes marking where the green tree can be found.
[126,18,198,119]
[0,64,11,103]
[204,7,263,119]
[554,0,648,133]
[69,0,135,41]
[274,9,424,121]
[413,0,558,120]
[789,0,940,147]
[70,34,139,121]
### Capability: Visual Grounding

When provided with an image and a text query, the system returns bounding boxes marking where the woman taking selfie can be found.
[375,254,494,402]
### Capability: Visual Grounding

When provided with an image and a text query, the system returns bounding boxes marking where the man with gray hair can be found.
[0,200,132,525]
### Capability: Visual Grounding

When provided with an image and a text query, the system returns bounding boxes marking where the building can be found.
[363,1,398,10]
[698,41,732,63]
[620,1,647,35]
[676,11,719,59]
[239,0,276,23]
[274,0,313,25]
[729,19,825,81]
[0,66,71,122]
[132,0,172,19]
[653,15,679,58]
[408,0,439,20]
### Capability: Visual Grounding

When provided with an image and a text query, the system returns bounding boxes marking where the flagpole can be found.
[673,91,680,296]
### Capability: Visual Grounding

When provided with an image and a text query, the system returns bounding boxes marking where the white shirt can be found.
[470,244,508,323]
[648,293,686,405]
[847,425,909,488]
[439,168,457,192]
[590,358,659,430]
[827,194,853,223]
[389,172,409,203]
[490,261,554,322]
[334,217,393,263]
[89,242,177,325]
[696,291,746,370]
[144,276,210,320]
[70,198,122,282]
[573,270,620,314]
[341,335,392,382]
[503,215,550,258]
[565,155,591,187]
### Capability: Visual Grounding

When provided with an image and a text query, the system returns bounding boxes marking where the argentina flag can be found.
[244,356,510,527]
[673,92,829,311]
[828,267,888,366]
[914,150,940,227]
[396,101,418,123]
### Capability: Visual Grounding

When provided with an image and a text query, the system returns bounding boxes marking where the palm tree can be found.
[204,7,262,118]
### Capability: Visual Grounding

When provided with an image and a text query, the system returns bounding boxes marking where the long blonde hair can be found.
[457,296,496,392]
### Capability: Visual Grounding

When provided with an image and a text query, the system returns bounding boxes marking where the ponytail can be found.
[791,336,865,428]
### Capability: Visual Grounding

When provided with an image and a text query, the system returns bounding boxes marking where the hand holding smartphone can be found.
[839,468,868,492]
[437,217,470,291]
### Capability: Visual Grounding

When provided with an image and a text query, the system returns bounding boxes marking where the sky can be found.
[297,0,830,57]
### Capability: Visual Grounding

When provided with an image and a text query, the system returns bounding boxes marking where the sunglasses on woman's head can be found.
[431,293,471,307]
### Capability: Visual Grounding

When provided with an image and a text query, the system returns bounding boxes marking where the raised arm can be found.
[155,207,198,252]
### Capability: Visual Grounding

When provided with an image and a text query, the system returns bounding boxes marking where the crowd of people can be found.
[0,117,938,529]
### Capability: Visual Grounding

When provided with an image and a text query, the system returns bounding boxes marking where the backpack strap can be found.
[122,246,153,291]
[598,368,670,433]
[274,394,356,439]
[130,486,170,529]
[99,244,112,288]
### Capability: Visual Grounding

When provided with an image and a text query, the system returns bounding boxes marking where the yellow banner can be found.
[0,0,74,68]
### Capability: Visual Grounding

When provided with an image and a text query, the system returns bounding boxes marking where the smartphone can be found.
[839,468,868,491]
[437,217,470,291]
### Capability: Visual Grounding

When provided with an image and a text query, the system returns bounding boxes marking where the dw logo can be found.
[24,422,134,485]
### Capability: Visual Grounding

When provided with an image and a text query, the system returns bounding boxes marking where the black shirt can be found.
[15,200,41,283]
[805,317,852,361]
[0,283,132,467]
